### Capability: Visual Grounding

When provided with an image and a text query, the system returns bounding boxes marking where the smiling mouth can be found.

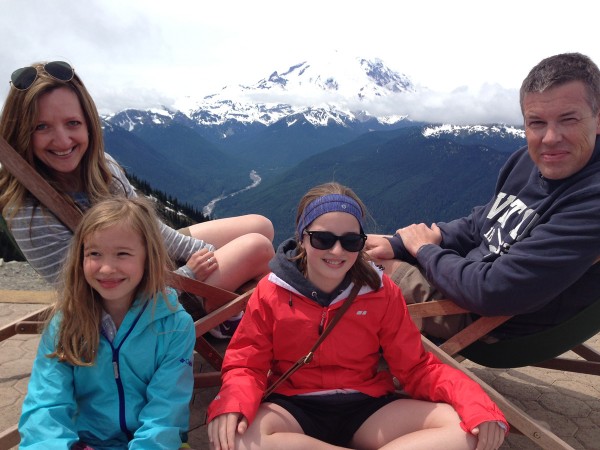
[541,151,569,161]
[50,147,75,157]
[324,259,344,265]
[98,279,123,288]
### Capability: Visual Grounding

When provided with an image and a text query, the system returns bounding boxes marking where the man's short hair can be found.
[520,52,600,114]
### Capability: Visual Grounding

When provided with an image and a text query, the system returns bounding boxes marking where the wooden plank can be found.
[533,358,600,376]
[170,274,238,307]
[571,343,600,362]
[0,136,82,231]
[422,336,575,450]
[0,424,20,449]
[440,315,512,356]
[0,290,55,304]
[0,306,50,342]
[194,290,252,337]
[407,299,470,317]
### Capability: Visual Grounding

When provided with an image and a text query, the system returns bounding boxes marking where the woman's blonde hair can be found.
[294,182,380,291]
[48,197,174,366]
[0,61,114,220]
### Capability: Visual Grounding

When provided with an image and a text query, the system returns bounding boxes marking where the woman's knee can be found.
[243,233,275,262]
[243,214,274,241]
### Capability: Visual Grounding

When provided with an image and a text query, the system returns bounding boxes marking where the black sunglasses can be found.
[304,230,367,252]
[10,61,75,91]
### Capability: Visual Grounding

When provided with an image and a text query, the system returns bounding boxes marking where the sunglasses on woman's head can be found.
[10,61,74,91]
[304,230,367,252]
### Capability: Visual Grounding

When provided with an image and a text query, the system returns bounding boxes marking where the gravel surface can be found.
[0,259,50,291]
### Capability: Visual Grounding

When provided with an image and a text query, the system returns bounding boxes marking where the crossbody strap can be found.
[262,283,362,399]
[0,137,82,230]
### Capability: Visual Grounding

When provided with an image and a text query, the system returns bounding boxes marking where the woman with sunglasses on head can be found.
[0,61,275,333]
[207,182,508,450]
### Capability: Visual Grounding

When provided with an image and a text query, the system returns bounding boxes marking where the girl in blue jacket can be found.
[19,197,196,449]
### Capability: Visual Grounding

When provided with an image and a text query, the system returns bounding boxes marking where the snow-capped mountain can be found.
[104,54,417,148]
[106,55,413,131]
[104,108,192,132]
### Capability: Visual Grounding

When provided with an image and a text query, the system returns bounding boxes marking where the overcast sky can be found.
[1,0,598,125]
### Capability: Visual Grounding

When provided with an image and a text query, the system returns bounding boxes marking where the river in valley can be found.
[202,170,261,217]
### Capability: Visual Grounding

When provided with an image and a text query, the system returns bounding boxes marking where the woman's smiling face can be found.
[32,86,88,189]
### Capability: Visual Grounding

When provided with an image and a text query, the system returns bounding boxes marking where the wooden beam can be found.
[0,290,55,304]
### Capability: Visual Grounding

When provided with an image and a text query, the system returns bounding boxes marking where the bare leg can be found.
[203,233,274,311]
[350,399,476,450]
[188,214,274,249]
[235,403,350,450]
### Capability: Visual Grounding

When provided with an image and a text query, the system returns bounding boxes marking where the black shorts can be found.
[265,392,397,446]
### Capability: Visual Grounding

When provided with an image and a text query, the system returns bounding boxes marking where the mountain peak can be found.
[170,54,415,129]
[246,54,414,100]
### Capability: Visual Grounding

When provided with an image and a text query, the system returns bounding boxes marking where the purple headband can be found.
[296,194,364,238]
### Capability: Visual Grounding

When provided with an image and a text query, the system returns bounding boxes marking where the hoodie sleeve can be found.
[411,144,600,316]
[380,277,508,433]
[418,185,600,315]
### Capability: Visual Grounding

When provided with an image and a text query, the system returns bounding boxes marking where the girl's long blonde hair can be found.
[48,197,174,366]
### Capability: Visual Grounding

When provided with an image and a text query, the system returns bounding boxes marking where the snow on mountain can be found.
[172,53,415,128]
[104,107,182,131]
[246,54,415,100]
[422,124,525,139]
[104,56,522,147]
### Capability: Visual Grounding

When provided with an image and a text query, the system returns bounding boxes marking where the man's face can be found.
[523,80,600,180]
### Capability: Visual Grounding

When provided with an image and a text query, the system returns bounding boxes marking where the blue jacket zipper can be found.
[101,301,149,441]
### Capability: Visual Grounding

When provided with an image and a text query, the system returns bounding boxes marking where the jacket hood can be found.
[268,238,380,306]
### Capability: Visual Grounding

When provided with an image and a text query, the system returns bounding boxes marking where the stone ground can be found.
[1,259,599,449]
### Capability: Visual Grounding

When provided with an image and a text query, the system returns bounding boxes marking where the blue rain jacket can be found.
[19,289,195,449]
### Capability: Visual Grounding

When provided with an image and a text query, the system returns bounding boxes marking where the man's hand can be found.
[207,412,248,450]
[397,223,442,257]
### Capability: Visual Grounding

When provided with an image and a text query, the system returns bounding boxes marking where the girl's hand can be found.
[185,248,218,281]
[471,421,506,450]
[207,412,248,450]
[364,234,395,260]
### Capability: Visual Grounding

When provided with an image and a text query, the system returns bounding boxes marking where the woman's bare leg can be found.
[202,233,274,311]
[206,233,273,289]
[350,399,476,450]
[188,214,274,248]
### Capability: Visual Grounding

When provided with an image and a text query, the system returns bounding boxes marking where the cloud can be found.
[392,84,523,125]
[1,0,599,125]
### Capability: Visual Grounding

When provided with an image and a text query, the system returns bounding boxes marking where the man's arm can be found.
[416,204,600,316]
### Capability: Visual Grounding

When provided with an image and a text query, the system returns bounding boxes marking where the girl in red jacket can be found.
[207,182,507,450]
